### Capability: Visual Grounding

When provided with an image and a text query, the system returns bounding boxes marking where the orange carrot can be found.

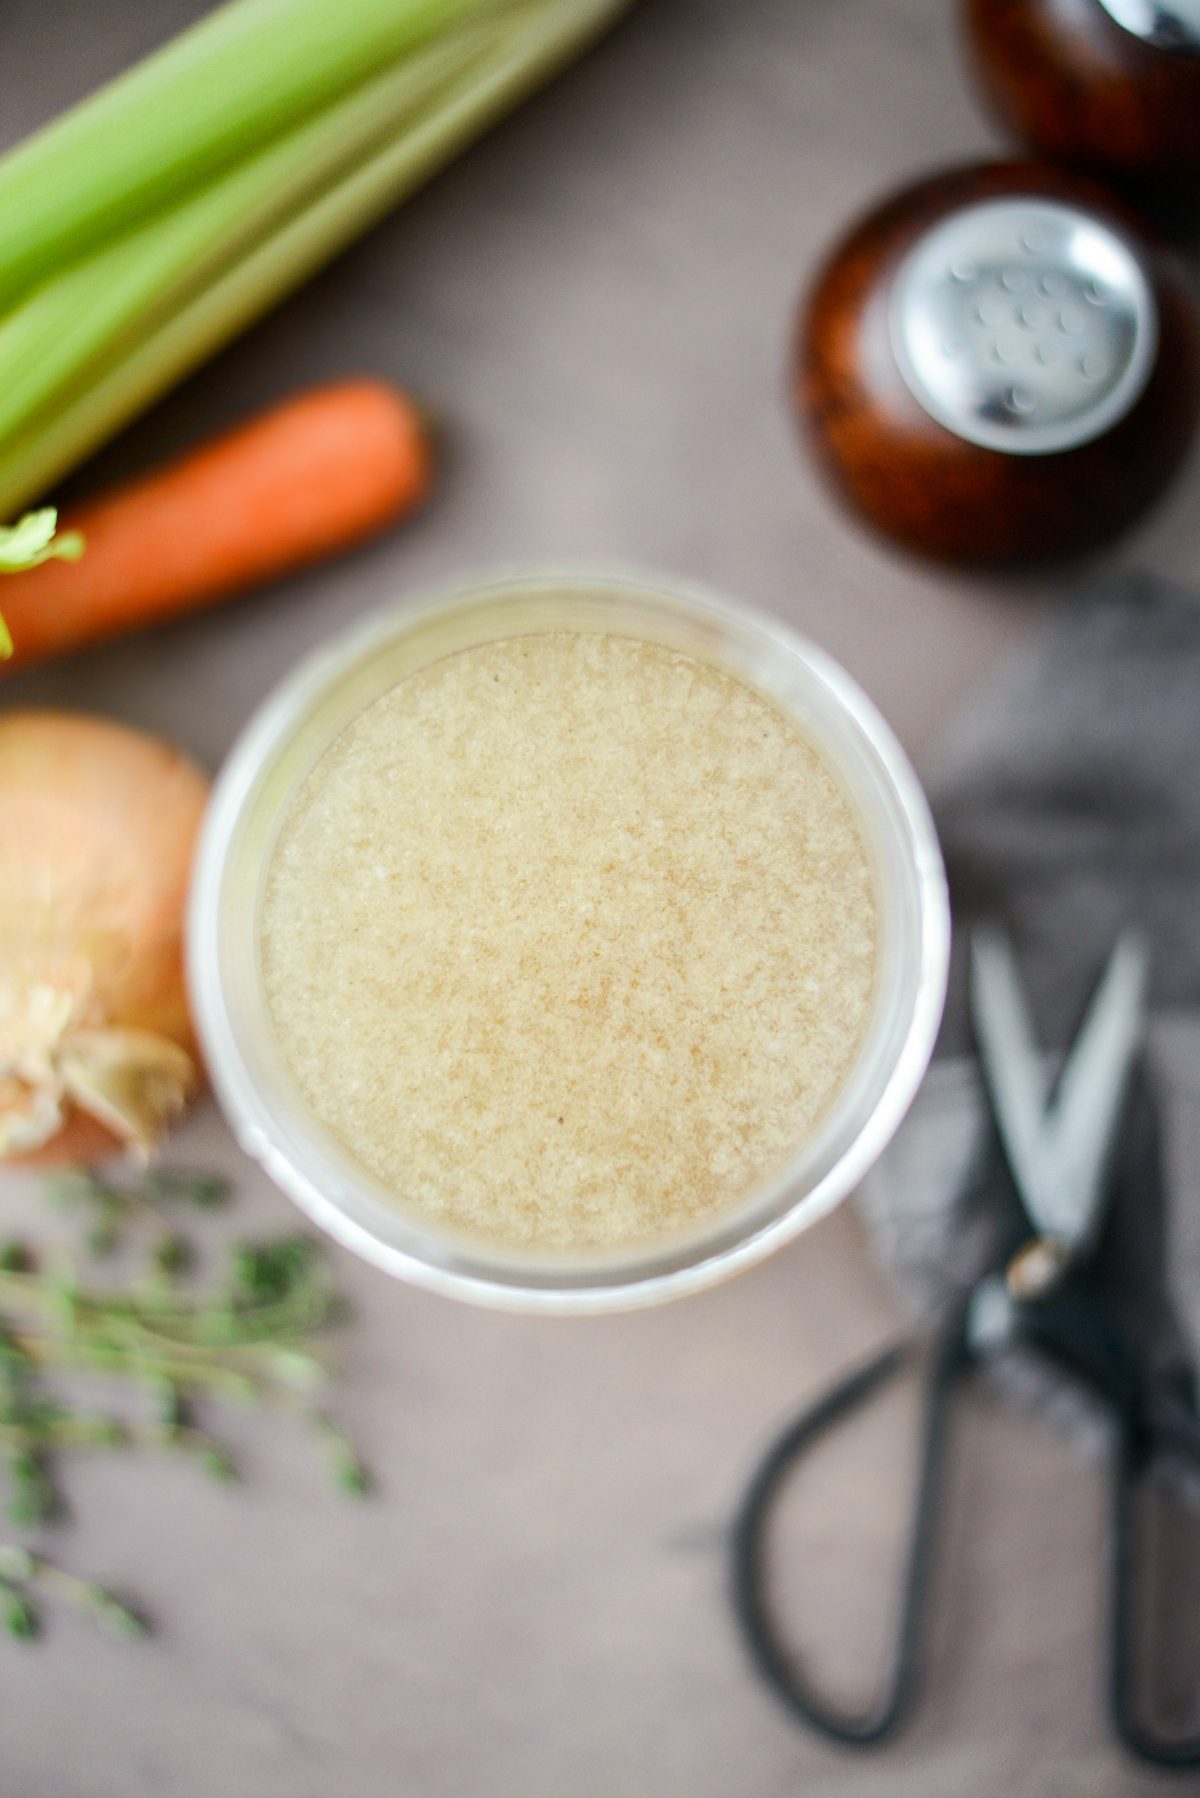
[0,380,433,672]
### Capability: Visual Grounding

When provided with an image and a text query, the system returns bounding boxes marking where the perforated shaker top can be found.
[889,200,1158,457]
[1096,0,1200,52]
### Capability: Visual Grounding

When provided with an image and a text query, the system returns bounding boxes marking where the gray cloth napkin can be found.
[856,574,1200,1455]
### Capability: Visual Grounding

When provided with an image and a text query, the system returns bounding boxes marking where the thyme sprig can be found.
[0,1166,368,1641]
[0,1544,144,1642]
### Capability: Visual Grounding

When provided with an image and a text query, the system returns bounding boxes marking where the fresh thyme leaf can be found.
[6,1451,59,1526]
[336,1461,371,1498]
[0,1546,34,1583]
[231,1237,318,1303]
[88,1589,147,1640]
[312,1414,371,1498]
[2,1587,38,1639]
[198,1444,237,1484]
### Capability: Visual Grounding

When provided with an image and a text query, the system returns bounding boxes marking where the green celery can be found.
[0,0,504,309]
[0,0,628,518]
[0,22,501,450]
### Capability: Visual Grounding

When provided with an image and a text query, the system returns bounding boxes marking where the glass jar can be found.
[188,567,948,1312]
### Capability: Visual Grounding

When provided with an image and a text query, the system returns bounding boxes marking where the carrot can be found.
[0,380,433,672]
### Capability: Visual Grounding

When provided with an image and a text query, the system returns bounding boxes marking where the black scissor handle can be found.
[1014,1295,1200,1771]
[1110,1408,1200,1770]
[729,1311,967,1747]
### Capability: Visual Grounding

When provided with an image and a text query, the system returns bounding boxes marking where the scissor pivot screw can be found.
[1007,1235,1071,1302]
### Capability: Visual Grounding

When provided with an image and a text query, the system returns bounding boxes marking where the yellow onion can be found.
[0,711,207,1162]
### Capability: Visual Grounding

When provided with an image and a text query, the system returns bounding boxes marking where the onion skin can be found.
[0,711,208,1164]
[16,1112,114,1168]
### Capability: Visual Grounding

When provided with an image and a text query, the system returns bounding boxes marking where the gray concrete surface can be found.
[3,2,1200,1793]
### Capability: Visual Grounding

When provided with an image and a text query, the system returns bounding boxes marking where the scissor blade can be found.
[1046,928,1148,1254]
[970,927,1058,1232]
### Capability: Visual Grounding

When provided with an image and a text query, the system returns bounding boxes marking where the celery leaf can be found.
[0,508,84,572]
[0,507,84,659]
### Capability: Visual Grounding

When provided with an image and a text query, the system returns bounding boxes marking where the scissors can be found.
[730,929,1200,1769]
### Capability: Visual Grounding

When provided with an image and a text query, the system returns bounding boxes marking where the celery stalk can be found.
[0,0,628,519]
[0,0,504,310]
[0,23,502,448]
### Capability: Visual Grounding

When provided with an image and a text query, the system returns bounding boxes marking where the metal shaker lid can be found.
[889,199,1158,456]
[1095,0,1200,52]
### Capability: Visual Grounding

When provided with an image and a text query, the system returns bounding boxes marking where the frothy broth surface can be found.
[262,633,878,1253]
